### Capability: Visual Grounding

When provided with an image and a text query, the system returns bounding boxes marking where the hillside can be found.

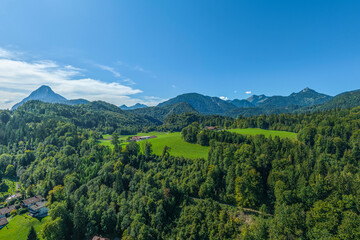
[11,100,160,138]
[306,89,360,111]
[2,99,360,239]
[158,93,237,115]
[226,105,302,117]
[228,99,254,108]
[246,94,269,105]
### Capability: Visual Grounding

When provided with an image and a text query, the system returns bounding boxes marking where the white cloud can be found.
[0,48,14,58]
[0,47,23,60]
[0,48,164,109]
[245,91,252,94]
[219,96,228,101]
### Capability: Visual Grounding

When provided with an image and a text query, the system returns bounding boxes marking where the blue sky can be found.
[1,0,360,108]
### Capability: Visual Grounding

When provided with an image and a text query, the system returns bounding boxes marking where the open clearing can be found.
[99,132,210,159]
[227,128,297,139]
[98,129,296,160]
[0,214,50,240]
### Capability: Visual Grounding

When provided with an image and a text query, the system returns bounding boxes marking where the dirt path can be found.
[189,197,272,217]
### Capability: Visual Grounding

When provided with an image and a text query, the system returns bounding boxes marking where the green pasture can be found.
[99,132,209,159]
[0,214,50,240]
[98,128,296,160]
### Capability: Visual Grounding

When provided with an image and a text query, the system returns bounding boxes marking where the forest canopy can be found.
[1,101,360,239]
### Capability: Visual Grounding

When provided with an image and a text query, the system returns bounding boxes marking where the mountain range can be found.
[11,85,89,110]
[9,85,360,120]
[157,87,334,116]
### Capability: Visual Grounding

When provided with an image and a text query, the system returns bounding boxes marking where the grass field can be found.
[227,128,297,139]
[98,134,114,148]
[99,132,210,159]
[98,129,296,160]
[0,214,50,240]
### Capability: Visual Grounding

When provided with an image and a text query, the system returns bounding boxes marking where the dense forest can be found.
[1,100,360,239]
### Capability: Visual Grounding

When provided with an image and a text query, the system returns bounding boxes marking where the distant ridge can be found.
[156,88,332,116]
[13,85,360,118]
[12,85,89,110]
[158,93,237,115]
[120,103,148,110]
[253,87,332,107]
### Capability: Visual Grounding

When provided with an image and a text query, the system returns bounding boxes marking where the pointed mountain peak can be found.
[38,85,52,90]
[12,85,88,110]
[301,87,312,93]
[31,85,56,95]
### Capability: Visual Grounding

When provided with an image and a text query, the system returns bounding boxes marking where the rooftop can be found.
[0,205,16,216]
[0,217,8,226]
[22,195,44,206]
[30,201,47,211]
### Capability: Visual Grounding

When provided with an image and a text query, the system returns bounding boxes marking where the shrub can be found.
[10,209,16,216]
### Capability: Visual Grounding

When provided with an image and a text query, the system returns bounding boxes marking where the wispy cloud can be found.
[245,91,252,94]
[0,48,14,58]
[0,47,23,60]
[0,48,164,109]
[122,78,136,85]
[116,61,158,79]
[133,65,145,72]
[116,61,146,72]
[96,64,121,77]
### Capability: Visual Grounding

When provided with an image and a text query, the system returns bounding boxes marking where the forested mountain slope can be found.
[301,89,360,112]
[1,100,360,239]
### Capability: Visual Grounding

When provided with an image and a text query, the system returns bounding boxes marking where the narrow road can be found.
[189,197,272,217]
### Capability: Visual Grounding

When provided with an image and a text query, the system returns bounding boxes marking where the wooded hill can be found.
[1,100,360,239]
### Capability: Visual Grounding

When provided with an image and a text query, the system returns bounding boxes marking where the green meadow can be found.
[98,128,296,160]
[99,132,210,159]
[0,214,50,240]
[227,128,297,139]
